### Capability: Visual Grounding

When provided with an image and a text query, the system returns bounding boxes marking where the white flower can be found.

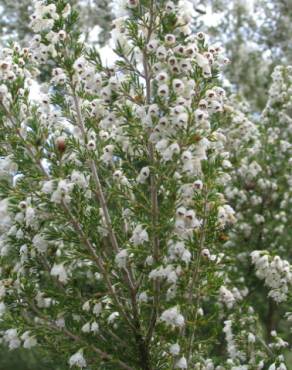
[156,72,169,84]
[278,364,287,370]
[51,263,68,284]
[32,234,48,253]
[219,286,236,308]
[175,356,187,369]
[160,306,185,328]
[169,343,180,355]
[108,312,119,324]
[147,39,159,52]
[0,156,17,181]
[113,170,130,186]
[247,332,256,343]
[158,84,169,97]
[185,209,201,229]
[41,180,54,194]
[137,292,148,303]
[196,52,209,68]
[4,328,21,350]
[51,179,72,204]
[149,264,180,285]
[71,170,88,189]
[115,249,129,269]
[21,331,37,349]
[81,322,91,333]
[168,241,191,264]
[0,199,11,233]
[91,322,99,333]
[136,167,150,184]
[251,253,292,303]
[165,1,175,13]
[194,180,203,190]
[156,46,167,60]
[55,317,65,328]
[25,206,36,227]
[165,34,176,45]
[130,225,149,246]
[101,145,114,164]
[35,292,53,309]
[82,301,91,312]
[87,140,96,151]
[69,350,87,368]
[93,303,102,317]
[0,301,6,317]
[217,205,236,227]
[223,320,241,360]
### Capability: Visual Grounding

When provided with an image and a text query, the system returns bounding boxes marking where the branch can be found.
[27,301,135,370]
[70,85,138,294]
[1,101,136,332]
[187,187,209,360]
[0,100,49,178]
[142,0,160,346]
[61,200,136,331]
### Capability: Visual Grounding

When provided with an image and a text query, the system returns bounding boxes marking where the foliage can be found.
[224,65,292,341]
[0,1,291,370]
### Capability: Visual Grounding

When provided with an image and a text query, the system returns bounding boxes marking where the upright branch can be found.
[0,1,290,370]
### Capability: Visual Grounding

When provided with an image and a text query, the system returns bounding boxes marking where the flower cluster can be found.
[251,251,292,303]
[220,64,292,358]
[0,0,290,369]
[0,329,37,350]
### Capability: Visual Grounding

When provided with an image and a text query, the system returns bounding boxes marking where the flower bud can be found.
[127,0,139,9]
[55,136,66,153]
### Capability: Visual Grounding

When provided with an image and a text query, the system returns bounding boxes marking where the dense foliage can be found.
[0,0,291,369]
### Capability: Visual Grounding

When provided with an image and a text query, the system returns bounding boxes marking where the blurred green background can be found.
[0,346,66,370]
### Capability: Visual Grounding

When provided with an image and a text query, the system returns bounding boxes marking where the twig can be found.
[27,301,135,370]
